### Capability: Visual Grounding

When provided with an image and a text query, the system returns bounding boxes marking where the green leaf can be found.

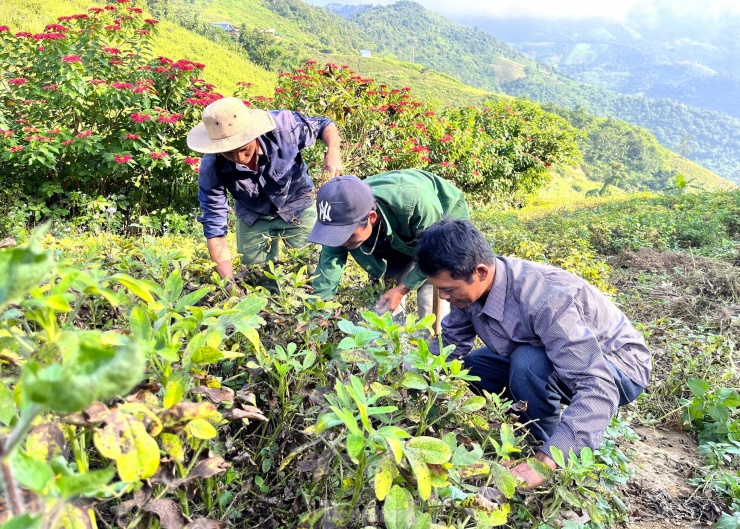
[57,467,116,498]
[21,331,145,414]
[0,381,16,426]
[548,446,566,468]
[500,423,516,447]
[164,269,184,303]
[129,307,153,342]
[109,273,155,304]
[411,512,432,529]
[347,433,365,460]
[187,418,218,439]
[404,448,432,500]
[490,462,517,499]
[0,225,53,310]
[451,443,483,466]
[23,294,72,312]
[0,514,42,529]
[406,436,452,464]
[687,378,709,397]
[190,346,224,365]
[401,372,429,390]
[429,381,453,393]
[459,395,486,413]
[10,451,54,492]
[383,485,415,529]
[374,454,397,501]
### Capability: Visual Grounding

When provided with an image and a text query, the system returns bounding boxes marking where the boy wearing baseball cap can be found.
[187,97,342,293]
[308,170,469,319]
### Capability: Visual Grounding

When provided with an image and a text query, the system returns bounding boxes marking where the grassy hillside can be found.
[0,0,276,95]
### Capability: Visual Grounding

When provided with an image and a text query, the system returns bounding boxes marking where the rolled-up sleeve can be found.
[196,155,230,239]
[291,112,333,150]
[533,295,620,460]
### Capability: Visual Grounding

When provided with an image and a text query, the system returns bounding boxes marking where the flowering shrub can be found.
[238,60,581,199]
[0,6,221,229]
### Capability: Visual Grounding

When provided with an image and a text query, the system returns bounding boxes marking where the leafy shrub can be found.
[239,60,581,200]
[0,5,219,229]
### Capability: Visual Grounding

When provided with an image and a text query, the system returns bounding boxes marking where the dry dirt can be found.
[611,248,739,528]
[622,425,718,528]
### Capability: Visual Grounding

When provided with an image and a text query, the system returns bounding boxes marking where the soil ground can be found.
[612,248,739,528]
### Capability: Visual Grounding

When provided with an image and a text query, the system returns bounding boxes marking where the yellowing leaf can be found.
[161,433,185,463]
[374,454,397,501]
[186,418,217,439]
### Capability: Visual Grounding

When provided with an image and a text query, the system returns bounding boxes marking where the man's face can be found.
[221,139,258,166]
[341,210,377,249]
[427,267,491,308]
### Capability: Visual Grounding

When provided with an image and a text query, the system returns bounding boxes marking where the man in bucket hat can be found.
[309,170,469,320]
[187,97,342,293]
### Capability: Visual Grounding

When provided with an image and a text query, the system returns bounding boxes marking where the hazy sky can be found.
[308,0,740,21]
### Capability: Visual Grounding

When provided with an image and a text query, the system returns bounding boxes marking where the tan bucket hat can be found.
[186,97,277,154]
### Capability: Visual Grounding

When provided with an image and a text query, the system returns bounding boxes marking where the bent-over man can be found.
[309,169,469,319]
[187,96,342,292]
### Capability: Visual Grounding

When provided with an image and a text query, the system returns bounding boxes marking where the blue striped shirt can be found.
[434,256,652,457]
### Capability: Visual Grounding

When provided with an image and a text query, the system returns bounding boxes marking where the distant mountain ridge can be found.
[464,16,740,119]
[325,1,740,183]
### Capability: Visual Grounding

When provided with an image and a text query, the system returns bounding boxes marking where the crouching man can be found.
[416,218,651,488]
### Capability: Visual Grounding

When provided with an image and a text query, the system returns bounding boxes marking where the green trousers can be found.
[236,206,316,292]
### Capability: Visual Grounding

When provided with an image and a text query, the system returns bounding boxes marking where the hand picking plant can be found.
[0,3,219,230]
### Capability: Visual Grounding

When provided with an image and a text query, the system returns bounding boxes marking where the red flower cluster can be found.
[144,19,159,25]
[90,79,107,85]
[157,114,183,124]
[76,131,92,138]
[115,154,132,164]
[8,78,29,86]
[9,146,24,153]
[150,152,168,159]
[0,129,13,138]
[440,134,453,143]
[63,55,82,63]
[103,47,122,54]
[0,25,9,32]
[128,7,143,13]
[58,14,89,21]
[184,157,201,165]
[22,126,38,133]
[42,84,59,91]
[105,25,122,31]
[112,81,134,90]
[33,33,67,41]
[15,32,32,38]
[136,30,150,35]
[131,113,152,122]
[88,7,104,13]
[44,24,70,32]
[61,139,74,146]
[125,133,141,140]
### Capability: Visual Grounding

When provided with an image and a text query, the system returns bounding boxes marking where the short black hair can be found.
[356,205,376,229]
[416,218,495,281]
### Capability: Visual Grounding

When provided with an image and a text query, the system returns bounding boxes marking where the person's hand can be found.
[225,277,245,298]
[322,148,343,178]
[509,451,557,489]
[375,285,410,314]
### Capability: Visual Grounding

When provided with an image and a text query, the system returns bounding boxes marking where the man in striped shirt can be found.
[418,218,651,488]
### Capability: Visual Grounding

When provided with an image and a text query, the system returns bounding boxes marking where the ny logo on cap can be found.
[319,201,332,222]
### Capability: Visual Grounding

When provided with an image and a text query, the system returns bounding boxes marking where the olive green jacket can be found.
[312,169,470,299]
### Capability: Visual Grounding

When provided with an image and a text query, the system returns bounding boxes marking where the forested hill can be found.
[332,1,740,183]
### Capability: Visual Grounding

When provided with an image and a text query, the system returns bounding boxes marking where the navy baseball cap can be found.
[308,175,375,247]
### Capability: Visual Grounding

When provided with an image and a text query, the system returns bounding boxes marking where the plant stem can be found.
[0,458,24,515]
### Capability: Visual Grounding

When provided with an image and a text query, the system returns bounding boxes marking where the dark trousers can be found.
[463,345,644,443]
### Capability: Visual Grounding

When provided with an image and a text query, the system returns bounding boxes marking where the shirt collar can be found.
[479,257,506,321]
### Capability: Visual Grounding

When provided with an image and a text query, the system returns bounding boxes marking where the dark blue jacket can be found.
[197,110,332,238]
